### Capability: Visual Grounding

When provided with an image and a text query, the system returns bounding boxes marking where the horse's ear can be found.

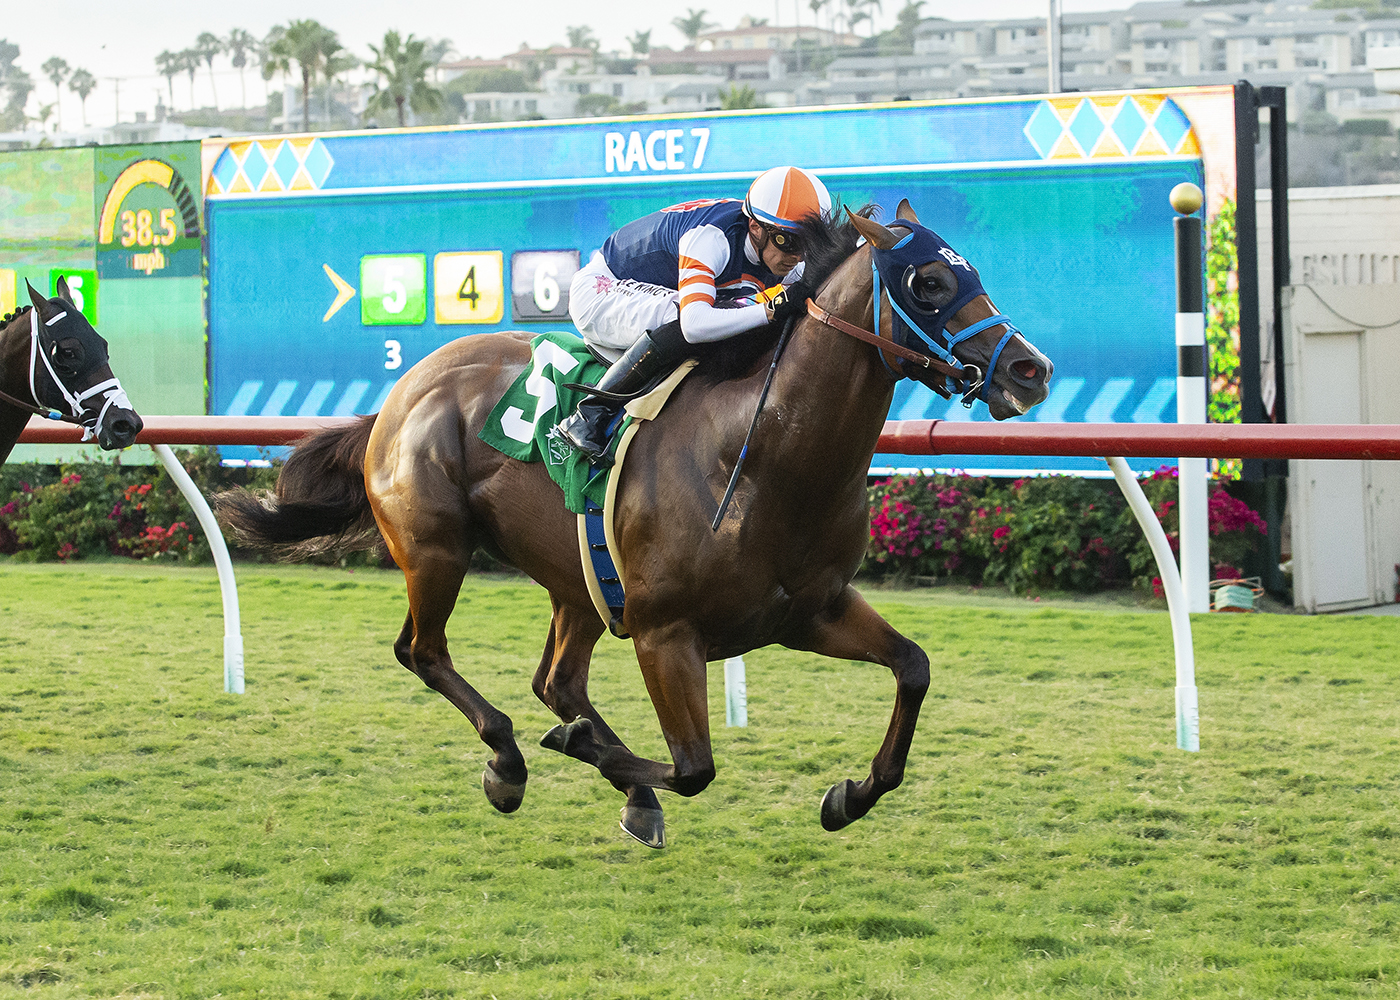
[54,275,75,306]
[895,199,920,225]
[25,279,59,323]
[846,208,904,251]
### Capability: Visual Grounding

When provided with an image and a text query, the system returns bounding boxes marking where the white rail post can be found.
[724,656,748,727]
[1171,181,1211,613]
[1107,456,1199,751]
[153,444,244,694]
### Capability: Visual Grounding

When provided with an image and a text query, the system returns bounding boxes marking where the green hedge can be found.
[865,468,1266,594]
[3,456,1267,595]
[0,451,274,564]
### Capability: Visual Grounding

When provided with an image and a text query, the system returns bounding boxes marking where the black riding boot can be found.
[556,320,688,466]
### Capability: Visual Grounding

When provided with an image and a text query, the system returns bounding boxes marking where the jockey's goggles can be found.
[760,224,804,255]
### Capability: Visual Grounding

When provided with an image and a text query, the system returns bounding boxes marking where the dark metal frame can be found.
[1234,82,1291,445]
[1233,81,1291,595]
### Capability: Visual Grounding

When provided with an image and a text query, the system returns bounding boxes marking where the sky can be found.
[5,0,1127,130]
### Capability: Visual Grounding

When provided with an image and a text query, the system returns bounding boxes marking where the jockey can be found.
[555,165,833,464]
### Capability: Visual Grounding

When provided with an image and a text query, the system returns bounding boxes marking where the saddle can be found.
[477,332,695,636]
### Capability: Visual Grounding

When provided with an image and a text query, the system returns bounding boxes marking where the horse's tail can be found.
[215,414,381,556]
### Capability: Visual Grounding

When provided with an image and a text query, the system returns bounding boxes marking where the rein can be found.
[711,315,796,531]
[804,299,965,379]
[0,386,83,424]
[805,297,1000,407]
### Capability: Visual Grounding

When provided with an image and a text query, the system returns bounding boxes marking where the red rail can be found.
[879,420,1400,461]
[19,415,1400,461]
[19,415,359,446]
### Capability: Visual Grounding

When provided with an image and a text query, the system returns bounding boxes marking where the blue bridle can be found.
[871,223,1021,406]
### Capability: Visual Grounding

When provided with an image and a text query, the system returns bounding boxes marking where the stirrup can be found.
[556,405,616,464]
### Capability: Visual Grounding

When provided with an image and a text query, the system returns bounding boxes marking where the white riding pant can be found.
[568,252,679,362]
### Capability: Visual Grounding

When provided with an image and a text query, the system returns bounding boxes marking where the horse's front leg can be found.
[541,621,715,802]
[789,585,930,831]
[532,599,667,848]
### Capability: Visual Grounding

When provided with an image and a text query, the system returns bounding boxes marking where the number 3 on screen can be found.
[384,339,402,370]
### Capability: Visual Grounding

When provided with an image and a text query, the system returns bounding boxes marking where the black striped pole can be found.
[1171,181,1209,615]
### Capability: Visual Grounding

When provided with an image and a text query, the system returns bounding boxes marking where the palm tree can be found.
[628,30,652,57]
[260,26,286,105]
[41,56,68,130]
[892,0,923,50]
[195,32,223,110]
[155,50,181,108]
[423,37,456,83]
[180,48,200,109]
[720,84,764,109]
[268,20,339,132]
[322,46,358,128]
[68,67,95,127]
[672,8,716,48]
[364,30,443,128]
[1,42,34,132]
[849,0,883,38]
[566,25,599,52]
[225,28,256,108]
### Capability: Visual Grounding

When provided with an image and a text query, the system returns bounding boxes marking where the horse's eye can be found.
[904,265,957,313]
[53,341,84,368]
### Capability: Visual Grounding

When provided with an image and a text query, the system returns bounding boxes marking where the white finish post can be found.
[724,656,748,727]
[1172,182,1211,613]
[153,444,244,694]
[1108,456,1199,752]
[1178,315,1210,613]
[1047,0,1062,93]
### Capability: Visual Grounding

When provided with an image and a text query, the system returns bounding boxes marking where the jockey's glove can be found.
[765,283,811,325]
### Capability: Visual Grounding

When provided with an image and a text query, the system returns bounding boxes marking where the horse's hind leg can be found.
[400,556,529,813]
[790,586,930,832]
[533,600,666,847]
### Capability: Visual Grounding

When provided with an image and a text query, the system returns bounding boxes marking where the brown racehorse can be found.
[217,202,1053,848]
[1,279,143,465]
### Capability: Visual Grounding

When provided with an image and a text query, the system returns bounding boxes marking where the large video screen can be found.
[1,142,206,464]
[204,90,1238,473]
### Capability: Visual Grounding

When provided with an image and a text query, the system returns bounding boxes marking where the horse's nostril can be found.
[1013,360,1040,381]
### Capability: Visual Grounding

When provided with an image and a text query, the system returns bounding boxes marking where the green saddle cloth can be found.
[477,330,627,515]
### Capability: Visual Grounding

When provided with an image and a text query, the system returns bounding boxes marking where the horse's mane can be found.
[1,306,31,326]
[693,204,875,385]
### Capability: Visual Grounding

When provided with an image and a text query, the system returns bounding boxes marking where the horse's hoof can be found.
[481,765,526,814]
[620,806,666,849]
[539,716,594,755]
[820,779,860,832]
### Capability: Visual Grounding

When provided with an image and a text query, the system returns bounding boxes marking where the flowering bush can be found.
[867,467,1269,595]
[867,472,1132,592]
[868,474,985,579]
[0,449,276,564]
[1208,488,1268,570]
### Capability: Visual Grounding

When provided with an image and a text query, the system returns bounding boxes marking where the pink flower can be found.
[992,526,1010,540]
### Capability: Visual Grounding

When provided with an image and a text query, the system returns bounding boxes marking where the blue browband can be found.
[870,223,1022,406]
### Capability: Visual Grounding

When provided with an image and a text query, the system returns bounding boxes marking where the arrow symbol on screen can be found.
[322,264,356,322]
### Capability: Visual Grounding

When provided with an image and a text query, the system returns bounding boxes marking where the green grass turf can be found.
[0,560,1397,999]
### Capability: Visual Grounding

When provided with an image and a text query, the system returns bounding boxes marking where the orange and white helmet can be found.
[743,166,832,231]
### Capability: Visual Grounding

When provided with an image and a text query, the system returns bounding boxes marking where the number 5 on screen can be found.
[361,254,427,326]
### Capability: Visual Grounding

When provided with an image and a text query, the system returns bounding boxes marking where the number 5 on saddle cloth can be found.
[478,331,697,638]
